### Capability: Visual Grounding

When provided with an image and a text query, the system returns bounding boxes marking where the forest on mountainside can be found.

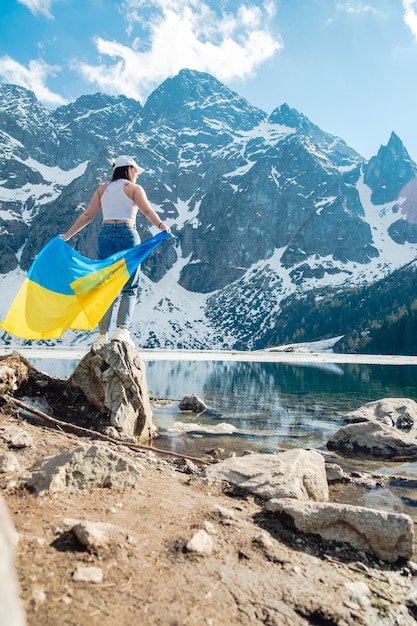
[262,263,417,355]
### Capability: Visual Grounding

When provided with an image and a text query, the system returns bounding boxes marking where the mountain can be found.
[1,69,417,351]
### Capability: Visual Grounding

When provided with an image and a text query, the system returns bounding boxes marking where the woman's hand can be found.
[158,222,171,233]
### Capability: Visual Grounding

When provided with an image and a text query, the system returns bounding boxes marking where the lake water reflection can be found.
[146,360,417,463]
[31,356,417,468]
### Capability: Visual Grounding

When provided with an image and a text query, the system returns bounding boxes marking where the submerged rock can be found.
[173,421,237,435]
[328,397,417,459]
[327,421,417,458]
[179,394,207,413]
[343,398,417,433]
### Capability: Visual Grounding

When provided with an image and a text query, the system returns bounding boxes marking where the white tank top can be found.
[101,179,138,222]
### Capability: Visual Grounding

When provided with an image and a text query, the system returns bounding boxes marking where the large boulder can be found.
[327,421,417,458]
[68,342,153,439]
[265,498,414,563]
[202,449,329,501]
[343,398,417,434]
[25,444,142,495]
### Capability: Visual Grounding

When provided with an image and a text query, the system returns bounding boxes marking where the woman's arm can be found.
[131,184,171,232]
[59,187,103,241]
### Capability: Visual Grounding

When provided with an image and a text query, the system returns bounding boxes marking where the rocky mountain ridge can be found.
[1,69,417,349]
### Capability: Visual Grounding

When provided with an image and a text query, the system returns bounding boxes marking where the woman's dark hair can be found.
[111,166,131,181]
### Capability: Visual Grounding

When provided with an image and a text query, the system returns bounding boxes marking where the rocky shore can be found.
[1,348,417,625]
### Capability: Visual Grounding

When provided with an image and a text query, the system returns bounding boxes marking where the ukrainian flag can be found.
[0,231,172,340]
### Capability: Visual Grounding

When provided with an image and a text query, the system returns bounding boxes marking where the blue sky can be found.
[1,0,417,160]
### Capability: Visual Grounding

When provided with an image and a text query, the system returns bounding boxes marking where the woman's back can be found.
[101,179,137,222]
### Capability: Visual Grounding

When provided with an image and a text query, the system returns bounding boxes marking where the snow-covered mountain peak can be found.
[1,70,417,350]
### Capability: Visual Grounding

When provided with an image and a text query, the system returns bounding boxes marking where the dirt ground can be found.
[1,355,417,625]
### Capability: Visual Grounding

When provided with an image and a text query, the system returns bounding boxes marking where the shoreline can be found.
[3,413,416,625]
[3,345,417,365]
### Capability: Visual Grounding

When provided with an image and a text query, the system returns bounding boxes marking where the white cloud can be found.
[0,56,68,106]
[73,0,282,102]
[403,0,417,40]
[335,2,378,15]
[17,0,54,18]
[326,2,379,25]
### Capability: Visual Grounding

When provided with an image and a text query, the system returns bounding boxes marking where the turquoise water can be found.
[145,360,417,460]
[31,356,417,467]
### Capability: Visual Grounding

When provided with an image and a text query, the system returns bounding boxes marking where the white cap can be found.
[112,155,144,174]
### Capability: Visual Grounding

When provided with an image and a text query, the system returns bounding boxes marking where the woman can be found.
[60,155,170,349]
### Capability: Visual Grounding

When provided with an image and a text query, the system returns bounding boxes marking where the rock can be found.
[31,586,46,605]
[325,463,350,483]
[174,421,238,435]
[213,505,236,520]
[253,533,274,550]
[173,458,200,474]
[68,342,153,439]
[102,426,121,439]
[64,516,137,552]
[343,398,417,433]
[203,449,329,501]
[72,564,103,583]
[0,495,26,626]
[69,520,114,551]
[179,394,207,413]
[0,425,33,448]
[0,365,17,396]
[343,581,371,609]
[0,451,20,473]
[327,421,417,458]
[203,521,216,535]
[25,443,141,495]
[186,530,213,556]
[265,498,414,562]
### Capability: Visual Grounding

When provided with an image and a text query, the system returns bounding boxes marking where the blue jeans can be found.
[97,223,141,334]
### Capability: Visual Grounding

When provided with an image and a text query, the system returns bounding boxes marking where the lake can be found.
[22,352,417,470]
